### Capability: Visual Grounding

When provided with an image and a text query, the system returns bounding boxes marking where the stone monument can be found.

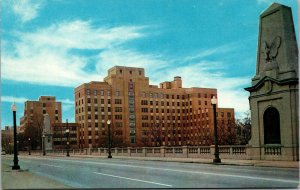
[43,114,53,151]
[245,3,298,161]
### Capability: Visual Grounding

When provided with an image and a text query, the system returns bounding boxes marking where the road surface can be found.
[2,155,299,188]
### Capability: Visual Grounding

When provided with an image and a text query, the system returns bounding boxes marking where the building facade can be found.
[75,66,235,148]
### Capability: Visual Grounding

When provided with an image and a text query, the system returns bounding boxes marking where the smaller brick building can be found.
[52,123,80,150]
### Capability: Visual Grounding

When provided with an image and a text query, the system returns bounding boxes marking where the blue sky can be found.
[1,0,298,128]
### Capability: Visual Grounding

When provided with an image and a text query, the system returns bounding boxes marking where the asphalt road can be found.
[2,155,299,188]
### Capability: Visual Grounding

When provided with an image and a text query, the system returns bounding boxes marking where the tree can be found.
[24,114,44,150]
[235,111,251,145]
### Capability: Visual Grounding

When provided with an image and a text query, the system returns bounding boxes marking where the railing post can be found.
[182,146,188,158]
[210,145,215,158]
[160,146,165,157]
[128,147,131,157]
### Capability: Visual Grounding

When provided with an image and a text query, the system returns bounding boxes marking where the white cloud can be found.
[12,0,44,23]
[95,48,168,78]
[1,96,28,103]
[58,99,74,105]
[2,20,147,87]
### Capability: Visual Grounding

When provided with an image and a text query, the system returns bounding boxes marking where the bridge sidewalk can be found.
[1,156,70,189]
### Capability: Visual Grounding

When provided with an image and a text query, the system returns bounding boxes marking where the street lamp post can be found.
[107,120,112,158]
[28,138,31,155]
[11,103,20,170]
[66,119,70,157]
[211,96,221,164]
[42,134,46,156]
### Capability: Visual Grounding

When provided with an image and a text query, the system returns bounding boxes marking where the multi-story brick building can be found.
[21,96,62,128]
[20,96,62,149]
[52,122,80,150]
[75,66,235,148]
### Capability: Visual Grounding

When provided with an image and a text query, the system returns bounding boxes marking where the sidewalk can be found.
[1,156,70,189]
[34,153,299,169]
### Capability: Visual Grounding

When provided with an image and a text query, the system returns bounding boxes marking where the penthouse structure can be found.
[75,66,235,148]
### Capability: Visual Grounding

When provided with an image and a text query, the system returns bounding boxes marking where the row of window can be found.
[81,90,217,101]
[141,92,217,99]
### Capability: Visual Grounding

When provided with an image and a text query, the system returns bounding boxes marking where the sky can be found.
[1,0,298,128]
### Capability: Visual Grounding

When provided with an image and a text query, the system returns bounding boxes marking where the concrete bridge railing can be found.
[19,145,254,160]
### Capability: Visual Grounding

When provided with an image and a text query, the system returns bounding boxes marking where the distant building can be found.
[21,96,62,130]
[75,66,235,148]
[52,122,80,150]
[20,96,62,149]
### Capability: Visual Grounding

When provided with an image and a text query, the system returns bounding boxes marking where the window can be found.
[115,107,122,112]
[221,112,224,117]
[115,115,122,120]
[204,94,207,98]
[116,91,120,96]
[94,98,98,104]
[116,122,122,127]
[198,93,201,98]
[160,93,164,99]
[88,106,91,111]
[198,100,201,105]
[87,98,91,103]
[142,115,148,120]
[94,90,97,96]
[115,99,122,104]
[205,101,207,105]
[142,123,148,127]
[139,70,142,75]
[120,69,122,74]
[227,112,231,118]
[55,110,58,114]
[101,99,104,104]
[149,93,153,98]
[87,89,91,95]
[107,90,111,96]
[155,93,158,99]
[141,100,148,105]
[129,70,132,74]
[161,102,164,106]
[150,101,153,105]
[100,90,104,96]
[141,108,148,113]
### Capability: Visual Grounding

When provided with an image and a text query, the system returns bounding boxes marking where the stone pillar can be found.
[182,146,188,158]
[160,146,165,157]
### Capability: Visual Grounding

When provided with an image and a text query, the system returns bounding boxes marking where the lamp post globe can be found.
[211,96,221,164]
[42,134,46,156]
[11,103,20,170]
[107,120,112,158]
